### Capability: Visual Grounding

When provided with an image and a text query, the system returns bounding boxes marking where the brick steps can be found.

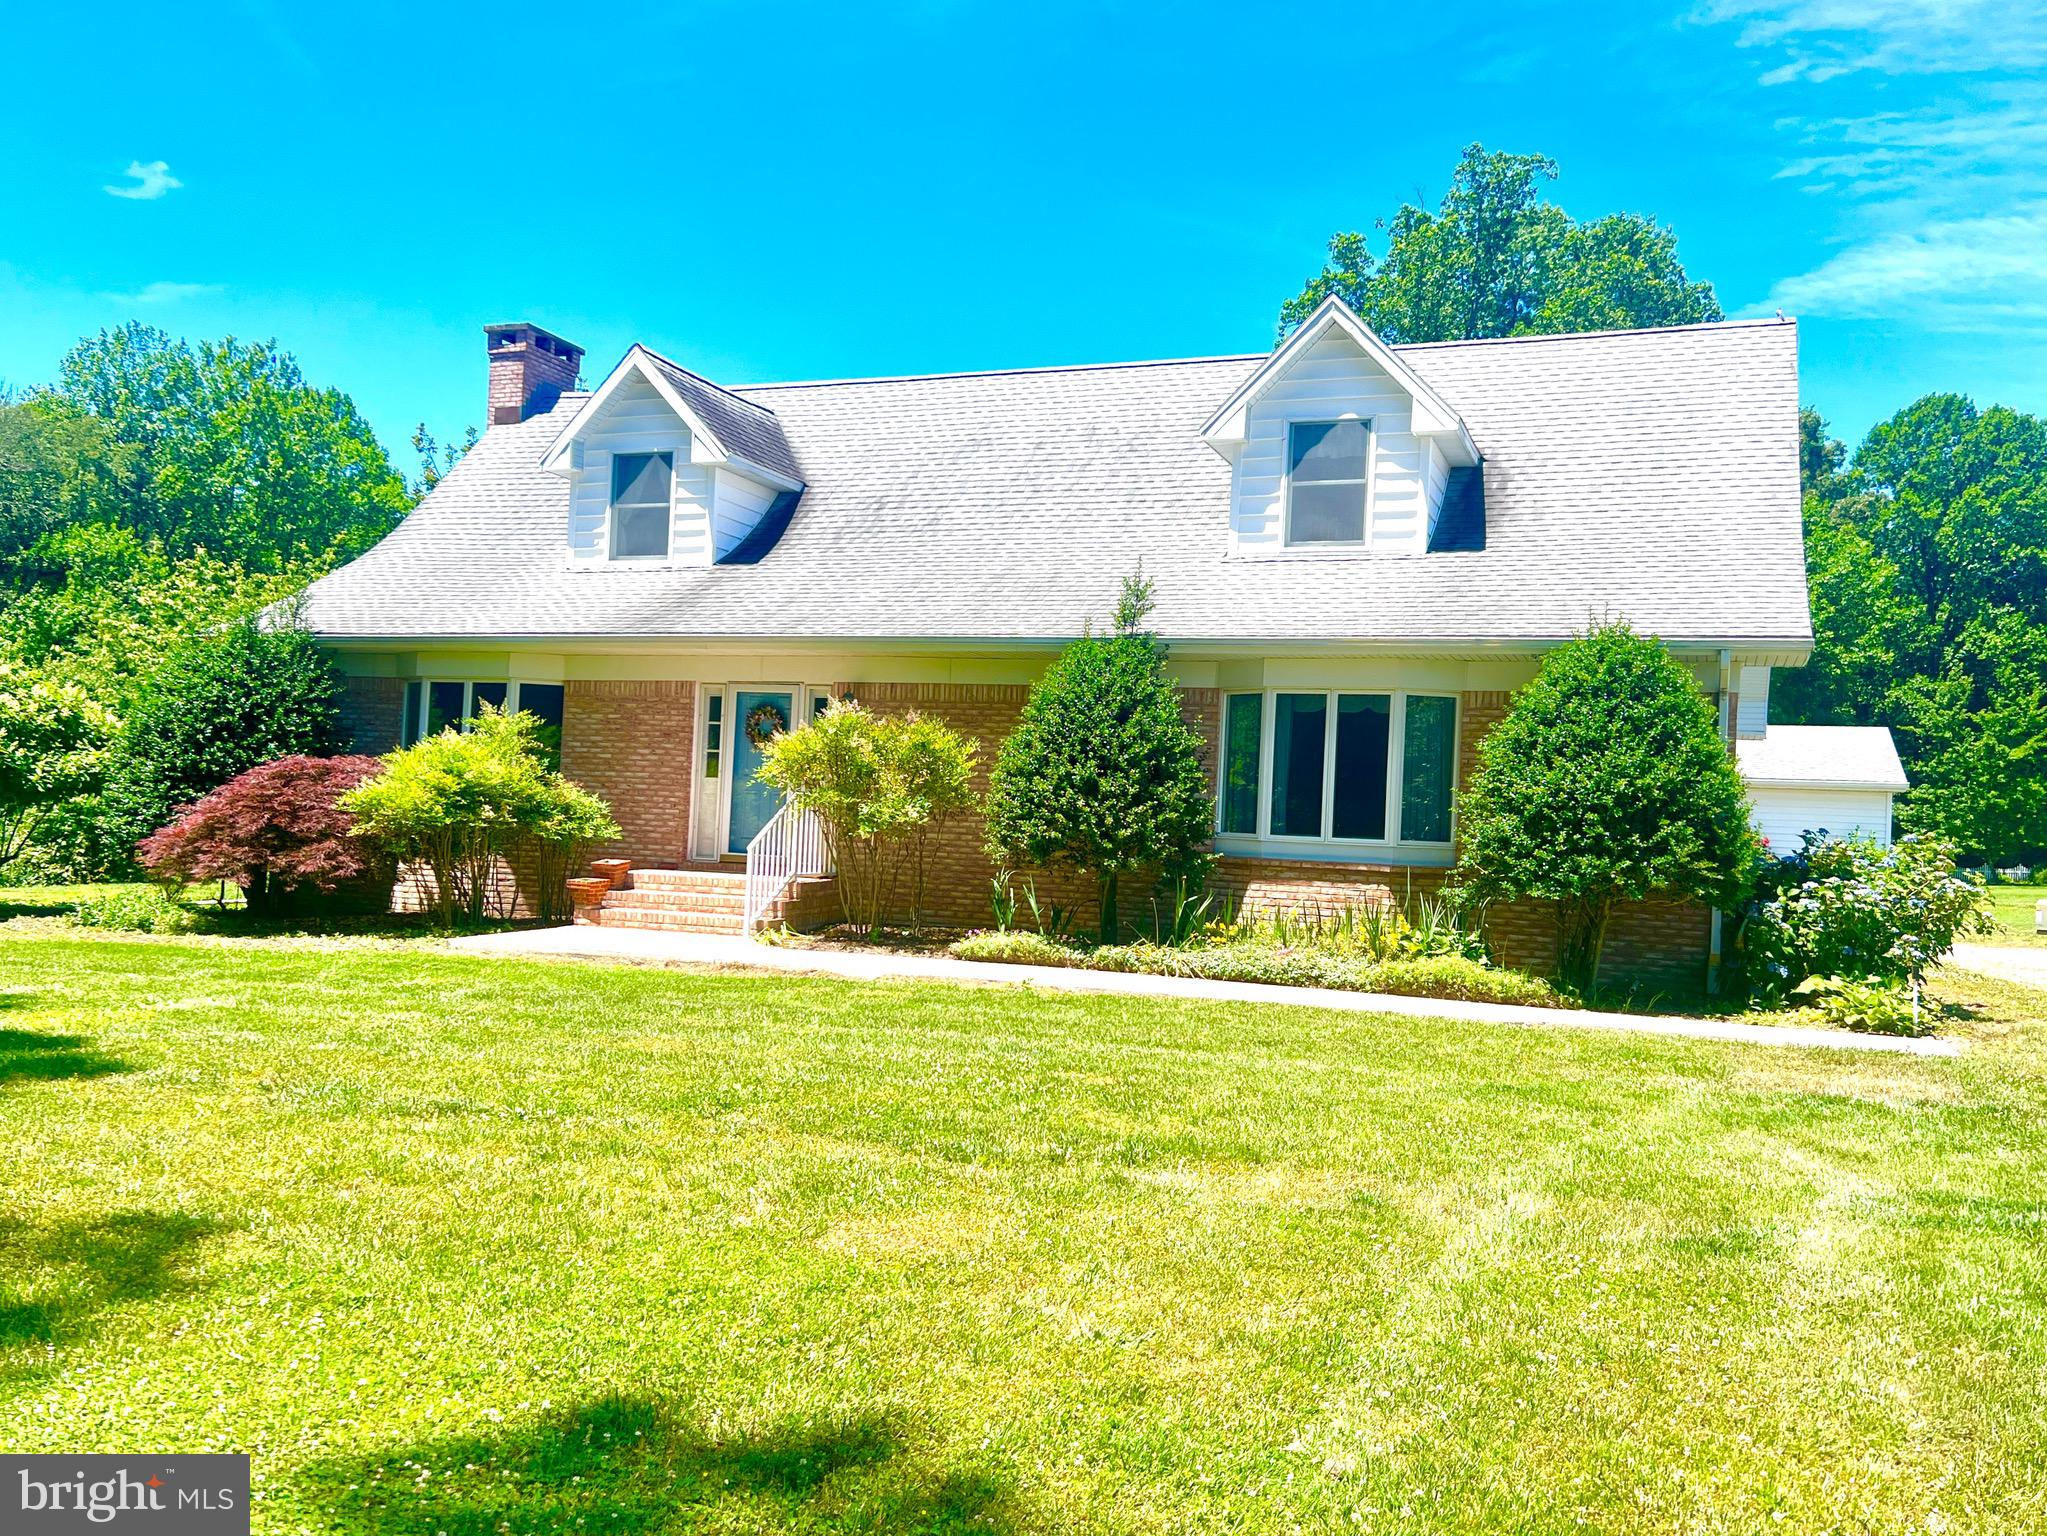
[575,862,831,935]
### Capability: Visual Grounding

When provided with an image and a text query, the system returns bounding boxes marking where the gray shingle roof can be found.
[636,349,802,483]
[301,319,1810,651]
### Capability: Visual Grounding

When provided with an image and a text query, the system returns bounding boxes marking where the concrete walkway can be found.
[1947,942,2047,989]
[448,925,1964,1057]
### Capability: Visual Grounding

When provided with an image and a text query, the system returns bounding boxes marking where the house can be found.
[298,298,1900,985]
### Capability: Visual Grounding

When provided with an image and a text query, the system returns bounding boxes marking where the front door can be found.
[726,689,794,854]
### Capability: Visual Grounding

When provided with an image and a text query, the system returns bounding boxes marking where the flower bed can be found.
[948,930,1565,1009]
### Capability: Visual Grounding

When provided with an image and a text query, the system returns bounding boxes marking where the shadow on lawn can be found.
[0,1024,135,1086]
[0,1210,223,1355]
[301,1396,1041,1535]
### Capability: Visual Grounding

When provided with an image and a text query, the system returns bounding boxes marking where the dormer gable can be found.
[543,346,803,568]
[1203,297,1481,558]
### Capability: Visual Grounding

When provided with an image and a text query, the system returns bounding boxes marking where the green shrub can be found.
[756,701,978,936]
[950,930,1083,967]
[70,885,199,934]
[104,616,349,862]
[341,708,617,925]
[0,664,111,876]
[985,575,1213,941]
[1457,621,1760,992]
[1741,832,1991,1000]
[1792,975,1928,1036]
[1366,956,1564,1008]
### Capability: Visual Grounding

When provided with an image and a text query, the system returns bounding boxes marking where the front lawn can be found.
[1982,882,2045,946]
[3,933,2045,1533]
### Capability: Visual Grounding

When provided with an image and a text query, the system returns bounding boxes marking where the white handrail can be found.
[743,796,828,935]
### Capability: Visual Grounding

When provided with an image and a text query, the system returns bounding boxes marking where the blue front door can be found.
[727,690,794,854]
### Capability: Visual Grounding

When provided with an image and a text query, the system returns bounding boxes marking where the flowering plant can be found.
[1739,832,1992,1001]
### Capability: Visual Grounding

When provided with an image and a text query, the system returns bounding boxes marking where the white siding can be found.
[1230,331,1431,556]
[1423,439,1449,546]
[711,468,780,560]
[1749,785,1894,854]
[1738,665,1770,738]
[565,372,711,565]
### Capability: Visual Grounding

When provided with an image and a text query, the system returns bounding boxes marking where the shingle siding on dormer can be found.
[1228,330,1432,557]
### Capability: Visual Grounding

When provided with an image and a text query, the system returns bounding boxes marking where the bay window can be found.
[1218,690,1457,846]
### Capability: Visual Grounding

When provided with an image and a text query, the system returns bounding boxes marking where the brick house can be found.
[299,299,1897,986]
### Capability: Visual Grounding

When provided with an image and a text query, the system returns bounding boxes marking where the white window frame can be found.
[1282,418,1374,549]
[405,679,562,742]
[1215,689,1457,851]
[607,450,674,562]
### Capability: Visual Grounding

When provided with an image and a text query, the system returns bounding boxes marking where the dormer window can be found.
[1285,420,1370,545]
[609,451,673,560]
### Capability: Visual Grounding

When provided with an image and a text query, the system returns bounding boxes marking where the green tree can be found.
[1280,145,1721,342]
[984,575,1213,941]
[0,665,111,873]
[411,421,480,499]
[1456,622,1760,993]
[0,394,138,577]
[756,700,979,935]
[57,324,411,567]
[103,615,348,855]
[1781,399,2047,861]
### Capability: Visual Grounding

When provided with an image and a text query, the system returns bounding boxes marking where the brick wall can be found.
[833,681,1222,931]
[559,680,694,865]
[338,676,404,756]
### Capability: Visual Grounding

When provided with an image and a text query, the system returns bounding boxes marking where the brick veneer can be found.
[559,680,694,865]
[338,675,404,755]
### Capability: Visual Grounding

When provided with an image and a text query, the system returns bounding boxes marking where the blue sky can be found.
[3,0,2040,470]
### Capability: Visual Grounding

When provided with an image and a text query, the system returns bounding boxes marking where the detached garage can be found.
[1736,725,1908,856]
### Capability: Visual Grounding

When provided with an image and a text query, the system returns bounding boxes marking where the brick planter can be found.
[591,858,633,889]
[566,877,613,919]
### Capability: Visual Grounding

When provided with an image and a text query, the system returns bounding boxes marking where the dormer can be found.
[541,346,804,568]
[1203,296,1481,557]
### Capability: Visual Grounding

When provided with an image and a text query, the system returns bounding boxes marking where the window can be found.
[1286,420,1369,545]
[609,451,673,560]
[1401,694,1456,843]
[1220,693,1262,835]
[1221,691,1457,845]
[405,681,567,758]
[703,692,723,779]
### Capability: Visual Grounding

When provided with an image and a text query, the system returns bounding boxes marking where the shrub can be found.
[341,708,618,926]
[0,664,111,875]
[756,700,978,936]
[1366,956,1565,1008]
[71,885,198,934]
[1792,975,1928,1036]
[985,575,1213,941]
[135,754,387,916]
[103,616,347,860]
[1740,832,1991,1000]
[950,930,1083,967]
[1457,621,1760,992]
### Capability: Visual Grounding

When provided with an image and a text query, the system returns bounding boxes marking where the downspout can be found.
[1708,649,1733,995]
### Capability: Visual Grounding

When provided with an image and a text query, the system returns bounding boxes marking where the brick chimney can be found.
[485,322,584,425]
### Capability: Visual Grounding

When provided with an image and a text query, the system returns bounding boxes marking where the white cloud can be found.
[1695,1,2047,329]
[104,281,222,305]
[1747,213,2047,327]
[1699,0,2047,81]
[104,160,183,200]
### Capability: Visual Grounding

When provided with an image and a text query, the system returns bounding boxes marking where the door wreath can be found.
[743,700,789,749]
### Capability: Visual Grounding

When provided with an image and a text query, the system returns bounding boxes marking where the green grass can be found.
[2,932,2046,1533]
[1979,882,2046,946]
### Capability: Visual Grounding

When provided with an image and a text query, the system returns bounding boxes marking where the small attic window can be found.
[609,451,672,560]
[1286,420,1370,545]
